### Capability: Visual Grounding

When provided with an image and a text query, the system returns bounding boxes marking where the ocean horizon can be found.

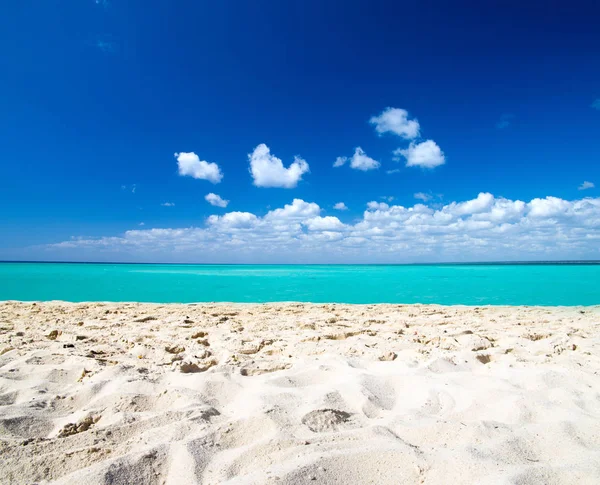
[3,260,600,265]
[1,261,599,306]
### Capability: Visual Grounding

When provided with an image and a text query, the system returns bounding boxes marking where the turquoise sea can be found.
[0,262,599,305]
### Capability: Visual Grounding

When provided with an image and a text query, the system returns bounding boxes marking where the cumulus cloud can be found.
[350,147,380,171]
[265,199,320,221]
[528,196,572,218]
[303,216,346,231]
[161,202,175,207]
[394,140,445,169]
[334,148,380,171]
[207,211,258,228]
[333,156,348,168]
[47,194,600,263]
[446,192,495,216]
[579,181,595,190]
[249,144,309,188]
[176,152,223,183]
[367,201,389,210]
[369,108,420,139]
[334,202,348,210]
[205,193,229,208]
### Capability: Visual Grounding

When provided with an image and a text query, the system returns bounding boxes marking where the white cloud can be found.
[304,216,346,231]
[579,181,595,190]
[207,212,258,228]
[448,192,494,216]
[176,152,223,183]
[591,99,600,110]
[249,144,309,188]
[386,169,401,174]
[334,202,348,211]
[367,201,389,210]
[350,147,380,171]
[205,193,229,208]
[333,156,347,168]
[47,194,600,263]
[369,108,420,139]
[414,192,432,202]
[139,222,145,226]
[265,198,320,221]
[528,196,572,218]
[161,202,175,207]
[334,148,380,171]
[394,140,445,169]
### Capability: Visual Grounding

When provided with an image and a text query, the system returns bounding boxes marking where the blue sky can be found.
[1,0,600,263]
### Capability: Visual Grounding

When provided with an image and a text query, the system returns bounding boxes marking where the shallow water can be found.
[1,262,599,305]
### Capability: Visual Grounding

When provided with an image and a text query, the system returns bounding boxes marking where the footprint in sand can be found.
[301,409,353,433]
[420,390,455,416]
[361,377,396,419]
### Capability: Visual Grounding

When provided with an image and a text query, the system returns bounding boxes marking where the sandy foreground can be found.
[0,302,599,484]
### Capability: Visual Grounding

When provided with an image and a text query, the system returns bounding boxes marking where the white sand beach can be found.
[1,301,599,484]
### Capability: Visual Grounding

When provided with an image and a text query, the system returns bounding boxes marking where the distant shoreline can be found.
[2,260,600,266]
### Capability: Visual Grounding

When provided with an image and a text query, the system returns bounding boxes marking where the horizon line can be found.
[1,260,600,266]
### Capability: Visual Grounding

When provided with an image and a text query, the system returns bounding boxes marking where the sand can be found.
[0,301,599,484]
